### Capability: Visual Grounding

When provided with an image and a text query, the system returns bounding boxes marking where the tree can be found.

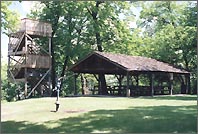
[138,1,187,36]
[84,1,134,94]
[86,1,107,94]
[29,2,97,95]
[1,1,20,34]
[28,1,134,95]
[137,1,197,94]
[1,1,20,101]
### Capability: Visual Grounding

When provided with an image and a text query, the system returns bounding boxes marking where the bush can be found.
[1,78,20,102]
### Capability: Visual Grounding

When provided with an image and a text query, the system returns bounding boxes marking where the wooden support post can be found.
[150,74,154,97]
[80,74,85,95]
[126,72,130,97]
[93,74,99,95]
[81,74,83,95]
[48,67,52,96]
[186,74,191,94]
[27,69,51,98]
[48,37,52,94]
[180,75,185,94]
[24,69,28,97]
[136,74,139,86]
[49,37,51,55]
[169,73,173,95]
[119,75,123,96]
[6,35,10,89]
[115,75,124,96]
[74,73,78,95]
[24,34,28,98]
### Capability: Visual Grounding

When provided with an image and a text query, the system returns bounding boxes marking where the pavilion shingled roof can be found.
[70,51,189,74]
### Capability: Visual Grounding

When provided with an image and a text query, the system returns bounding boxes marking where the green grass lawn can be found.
[1,95,197,133]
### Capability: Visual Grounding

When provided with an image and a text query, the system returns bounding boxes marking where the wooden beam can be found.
[27,69,51,98]
[115,75,124,80]
[151,74,154,96]
[93,74,100,94]
[93,74,99,82]
[126,71,130,97]
[48,37,52,93]
[115,75,124,95]
[24,35,28,98]
[186,74,191,94]
[169,73,173,95]
[9,56,23,64]
[80,74,85,95]
[49,37,52,55]
[98,74,102,95]
[14,32,25,56]
[48,66,52,95]
[136,74,139,86]
[8,51,26,56]
[25,33,33,41]
[24,68,28,97]
[74,73,78,95]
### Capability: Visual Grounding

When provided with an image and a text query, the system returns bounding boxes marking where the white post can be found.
[151,74,154,97]
[55,77,61,112]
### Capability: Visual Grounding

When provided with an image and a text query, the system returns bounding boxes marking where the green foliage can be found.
[139,1,187,35]
[6,1,194,97]
[1,62,8,101]
[137,2,197,93]
[28,1,135,95]
[142,24,196,69]
[1,2,20,100]
[1,62,18,102]
[1,1,20,34]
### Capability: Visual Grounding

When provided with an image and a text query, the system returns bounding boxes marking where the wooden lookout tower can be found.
[7,18,52,99]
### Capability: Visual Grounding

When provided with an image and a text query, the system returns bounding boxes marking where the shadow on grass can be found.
[134,95,197,101]
[2,105,197,133]
[67,95,197,101]
[152,95,197,101]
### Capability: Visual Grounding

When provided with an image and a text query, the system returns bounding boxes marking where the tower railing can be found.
[19,18,52,37]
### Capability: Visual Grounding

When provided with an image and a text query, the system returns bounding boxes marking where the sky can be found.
[1,1,140,63]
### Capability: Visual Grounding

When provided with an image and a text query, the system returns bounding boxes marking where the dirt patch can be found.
[64,109,87,113]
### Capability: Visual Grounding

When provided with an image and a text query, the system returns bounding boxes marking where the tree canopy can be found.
[1,1,20,34]
[2,1,197,101]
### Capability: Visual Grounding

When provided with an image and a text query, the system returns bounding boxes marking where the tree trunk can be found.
[86,1,107,95]
[59,55,69,91]
[92,1,107,95]
[96,29,107,94]
[98,74,108,95]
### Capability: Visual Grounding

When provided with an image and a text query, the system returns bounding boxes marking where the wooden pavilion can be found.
[69,51,190,97]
